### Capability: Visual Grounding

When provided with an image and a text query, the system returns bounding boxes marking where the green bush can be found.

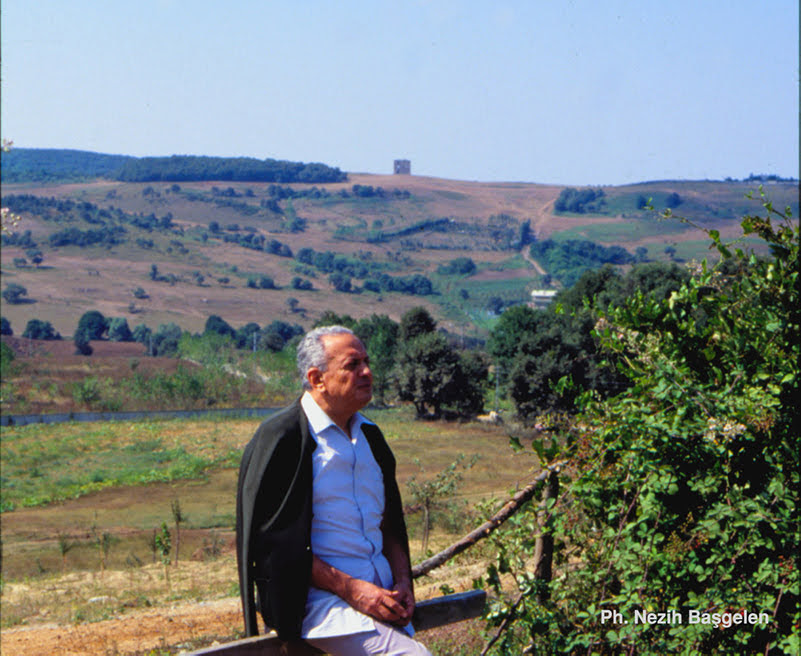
[484,193,799,654]
[0,341,17,380]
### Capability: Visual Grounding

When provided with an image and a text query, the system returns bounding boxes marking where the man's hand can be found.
[344,577,413,626]
[311,555,414,626]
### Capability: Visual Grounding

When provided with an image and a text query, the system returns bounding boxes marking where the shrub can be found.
[437,257,477,276]
[2,283,28,304]
[22,319,60,340]
[484,193,799,654]
[76,310,107,341]
[74,331,93,356]
[107,317,133,342]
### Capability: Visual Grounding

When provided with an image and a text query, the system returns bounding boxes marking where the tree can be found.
[486,296,505,315]
[665,191,682,208]
[150,323,182,356]
[132,323,152,346]
[490,264,685,419]
[395,308,487,418]
[107,317,133,342]
[2,283,28,304]
[235,322,261,350]
[0,316,11,335]
[396,334,487,419]
[204,314,235,339]
[76,310,107,341]
[399,306,437,342]
[329,272,352,293]
[314,311,356,329]
[291,276,313,290]
[453,350,489,416]
[74,330,93,356]
[395,332,460,418]
[554,187,606,213]
[22,319,60,340]
[487,304,541,372]
[258,275,276,290]
[354,314,399,405]
[437,257,477,276]
[57,533,76,572]
[171,499,186,566]
[406,454,477,555]
[26,248,43,267]
[155,522,172,589]
[259,320,303,352]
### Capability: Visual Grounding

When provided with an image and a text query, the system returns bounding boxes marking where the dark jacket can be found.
[236,398,409,640]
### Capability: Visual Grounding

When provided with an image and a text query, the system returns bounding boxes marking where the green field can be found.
[549,215,691,244]
[1,408,538,580]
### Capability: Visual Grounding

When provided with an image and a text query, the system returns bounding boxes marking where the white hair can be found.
[296,325,356,390]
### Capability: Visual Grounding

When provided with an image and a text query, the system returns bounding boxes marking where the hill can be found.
[2,152,798,339]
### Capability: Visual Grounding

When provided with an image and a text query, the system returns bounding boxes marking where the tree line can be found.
[1,258,691,418]
[529,237,635,287]
[362,215,523,251]
[1,195,176,250]
[1,149,347,184]
[294,247,435,296]
[554,187,606,213]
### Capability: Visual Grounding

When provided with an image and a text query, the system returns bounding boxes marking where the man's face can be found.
[316,333,373,415]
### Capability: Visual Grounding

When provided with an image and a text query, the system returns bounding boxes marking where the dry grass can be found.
[9,174,770,338]
[0,403,540,654]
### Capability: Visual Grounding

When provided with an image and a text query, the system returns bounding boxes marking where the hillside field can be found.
[3,171,796,340]
[1,405,538,655]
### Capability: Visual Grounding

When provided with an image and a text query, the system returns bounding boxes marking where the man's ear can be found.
[307,367,324,391]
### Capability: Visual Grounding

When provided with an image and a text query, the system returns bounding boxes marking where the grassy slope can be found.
[1,175,797,340]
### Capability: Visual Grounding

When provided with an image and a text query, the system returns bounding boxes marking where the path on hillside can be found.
[531,198,555,236]
[521,243,546,276]
[520,198,553,276]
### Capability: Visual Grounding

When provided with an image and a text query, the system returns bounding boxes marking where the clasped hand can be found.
[344,577,415,626]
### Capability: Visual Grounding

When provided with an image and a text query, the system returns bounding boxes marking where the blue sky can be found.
[1,0,798,185]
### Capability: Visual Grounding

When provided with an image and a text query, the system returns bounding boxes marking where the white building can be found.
[530,289,558,309]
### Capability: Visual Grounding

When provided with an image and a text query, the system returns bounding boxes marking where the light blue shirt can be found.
[300,392,397,639]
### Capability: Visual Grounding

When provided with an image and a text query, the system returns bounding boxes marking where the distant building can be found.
[394,159,411,175]
[530,289,558,309]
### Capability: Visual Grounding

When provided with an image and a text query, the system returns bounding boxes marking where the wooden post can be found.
[532,469,559,600]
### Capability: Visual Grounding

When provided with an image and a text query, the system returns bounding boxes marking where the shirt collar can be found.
[301,391,374,437]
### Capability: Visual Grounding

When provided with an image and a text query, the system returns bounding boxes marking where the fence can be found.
[184,590,486,655]
[187,464,563,656]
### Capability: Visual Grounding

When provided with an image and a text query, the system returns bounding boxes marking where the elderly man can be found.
[237,325,431,655]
